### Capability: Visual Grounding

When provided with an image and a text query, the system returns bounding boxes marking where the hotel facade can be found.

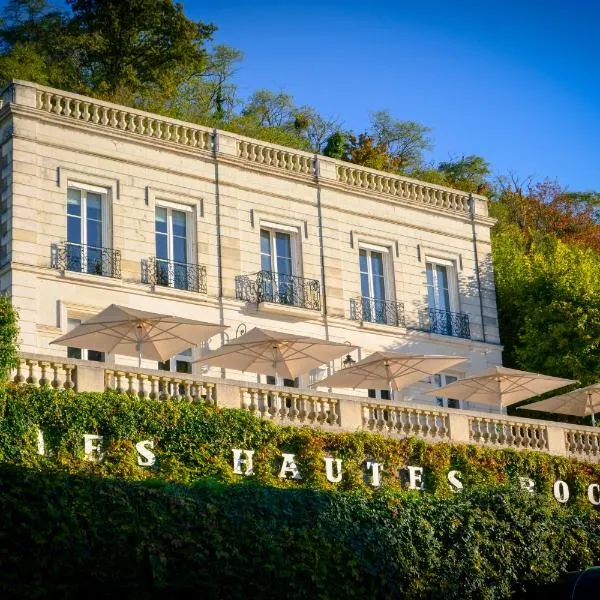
[1,80,596,460]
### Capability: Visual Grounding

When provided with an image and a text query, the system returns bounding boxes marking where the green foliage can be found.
[0,387,599,597]
[0,0,216,102]
[1,386,599,499]
[491,184,600,389]
[0,296,18,383]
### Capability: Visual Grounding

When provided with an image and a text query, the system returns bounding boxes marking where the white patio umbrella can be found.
[51,304,226,367]
[193,327,355,380]
[312,351,467,398]
[518,384,600,426]
[424,366,575,410]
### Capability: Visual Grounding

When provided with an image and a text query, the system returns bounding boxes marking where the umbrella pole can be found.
[589,392,595,427]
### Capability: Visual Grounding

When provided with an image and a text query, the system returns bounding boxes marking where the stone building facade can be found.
[0,80,502,408]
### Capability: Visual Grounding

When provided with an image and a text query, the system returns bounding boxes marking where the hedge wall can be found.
[0,386,599,598]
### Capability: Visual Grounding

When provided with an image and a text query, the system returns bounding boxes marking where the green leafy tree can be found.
[437,154,491,194]
[369,109,432,171]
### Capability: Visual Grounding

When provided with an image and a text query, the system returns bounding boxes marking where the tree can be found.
[242,89,296,128]
[323,131,352,160]
[437,155,491,194]
[172,44,242,123]
[0,0,216,106]
[369,110,432,171]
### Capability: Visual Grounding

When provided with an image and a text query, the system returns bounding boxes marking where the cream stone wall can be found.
[0,81,502,409]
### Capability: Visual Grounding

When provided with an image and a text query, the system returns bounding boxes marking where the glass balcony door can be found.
[67,188,104,274]
[359,249,386,323]
[260,229,294,303]
[426,263,451,312]
[155,207,189,290]
[426,262,455,335]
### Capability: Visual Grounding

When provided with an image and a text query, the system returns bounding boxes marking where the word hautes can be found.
[35,430,600,506]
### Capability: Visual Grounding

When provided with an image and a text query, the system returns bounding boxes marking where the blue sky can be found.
[186,0,599,191]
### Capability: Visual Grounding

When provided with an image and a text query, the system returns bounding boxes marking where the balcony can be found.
[235,270,321,311]
[11,352,600,463]
[142,257,207,294]
[51,242,121,279]
[350,296,406,327]
[419,308,470,339]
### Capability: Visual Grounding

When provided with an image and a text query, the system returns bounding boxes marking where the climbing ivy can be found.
[0,386,599,598]
[0,296,18,384]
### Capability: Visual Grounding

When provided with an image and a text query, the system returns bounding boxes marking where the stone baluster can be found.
[137,374,147,399]
[127,373,136,396]
[13,359,25,384]
[147,376,158,399]
[157,377,169,400]
[206,383,217,405]
[50,362,62,389]
[248,389,258,413]
[25,359,37,385]
[241,388,251,411]
[114,371,125,394]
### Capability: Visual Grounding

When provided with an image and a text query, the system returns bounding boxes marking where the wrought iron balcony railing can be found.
[51,242,121,278]
[235,270,321,311]
[349,296,406,327]
[418,308,470,339]
[142,257,207,294]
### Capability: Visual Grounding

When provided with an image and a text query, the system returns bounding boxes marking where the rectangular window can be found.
[433,373,460,408]
[155,205,193,291]
[66,186,107,275]
[259,227,297,305]
[66,318,104,362]
[368,389,391,400]
[266,375,298,387]
[359,247,389,324]
[426,262,451,312]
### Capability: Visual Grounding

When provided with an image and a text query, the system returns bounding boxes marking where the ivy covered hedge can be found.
[1,386,599,501]
[0,464,598,599]
[0,386,599,598]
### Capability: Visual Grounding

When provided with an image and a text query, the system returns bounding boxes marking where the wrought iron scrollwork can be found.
[419,308,470,339]
[51,242,121,279]
[235,270,321,311]
[349,296,406,327]
[142,257,207,294]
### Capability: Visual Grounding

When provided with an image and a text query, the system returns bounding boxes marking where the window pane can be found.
[67,215,81,244]
[359,249,368,273]
[260,230,271,254]
[275,232,292,260]
[176,360,191,374]
[360,272,370,297]
[67,188,81,216]
[173,236,187,263]
[372,275,385,301]
[371,252,384,277]
[87,219,102,248]
[86,193,102,221]
[67,347,82,360]
[155,233,168,260]
[172,210,187,238]
[155,207,167,234]
[260,230,272,271]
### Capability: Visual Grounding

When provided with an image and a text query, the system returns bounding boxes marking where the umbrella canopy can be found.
[52,304,226,365]
[193,327,355,379]
[518,384,600,425]
[312,351,467,391]
[424,366,575,408]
